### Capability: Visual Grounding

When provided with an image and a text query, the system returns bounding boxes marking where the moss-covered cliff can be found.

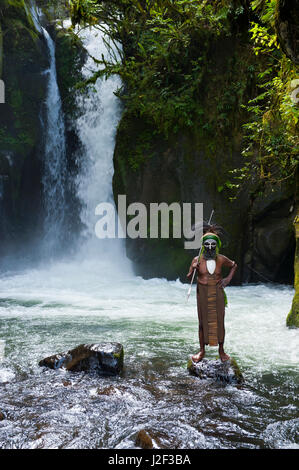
[112,33,254,281]
[0,0,48,255]
[287,207,299,328]
[0,0,86,259]
[109,0,297,282]
[66,0,297,283]
[275,0,299,327]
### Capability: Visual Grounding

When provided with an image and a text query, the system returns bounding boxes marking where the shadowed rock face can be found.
[39,343,124,376]
[187,357,244,385]
[276,0,299,65]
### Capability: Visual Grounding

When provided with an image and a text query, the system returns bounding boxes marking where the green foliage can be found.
[69,0,298,191]
[69,0,246,137]
[232,0,299,191]
[69,0,100,26]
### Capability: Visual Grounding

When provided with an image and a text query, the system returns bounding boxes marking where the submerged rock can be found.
[96,385,117,396]
[187,357,244,385]
[39,343,124,376]
[135,430,154,449]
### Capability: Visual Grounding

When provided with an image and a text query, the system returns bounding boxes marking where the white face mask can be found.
[203,239,217,251]
[203,238,217,261]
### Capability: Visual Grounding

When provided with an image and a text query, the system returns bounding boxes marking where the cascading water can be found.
[31,6,68,256]
[0,19,297,450]
[41,27,67,254]
[71,25,132,275]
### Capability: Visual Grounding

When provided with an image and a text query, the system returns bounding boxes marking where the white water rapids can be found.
[0,23,298,449]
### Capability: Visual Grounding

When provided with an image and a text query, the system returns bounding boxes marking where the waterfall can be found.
[30,9,131,273]
[73,26,131,273]
[31,5,68,257]
[41,27,67,254]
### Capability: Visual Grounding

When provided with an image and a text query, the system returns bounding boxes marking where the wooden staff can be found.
[186,209,214,302]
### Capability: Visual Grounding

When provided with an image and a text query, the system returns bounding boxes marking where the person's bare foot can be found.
[219,351,230,362]
[192,350,205,362]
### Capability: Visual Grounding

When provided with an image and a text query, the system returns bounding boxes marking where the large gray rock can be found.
[187,357,244,385]
[39,343,124,376]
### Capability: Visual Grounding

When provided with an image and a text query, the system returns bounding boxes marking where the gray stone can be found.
[187,357,244,385]
[39,342,124,376]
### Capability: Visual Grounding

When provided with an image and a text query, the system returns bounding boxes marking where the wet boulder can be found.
[135,430,154,449]
[39,343,124,376]
[187,357,244,385]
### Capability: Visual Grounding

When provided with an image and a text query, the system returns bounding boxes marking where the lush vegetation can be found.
[68,0,298,192]
[236,0,299,191]
[69,0,248,135]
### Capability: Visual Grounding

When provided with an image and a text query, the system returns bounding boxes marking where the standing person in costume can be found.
[187,226,237,362]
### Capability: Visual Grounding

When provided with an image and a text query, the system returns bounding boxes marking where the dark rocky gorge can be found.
[113,56,296,286]
[0,0,297,289]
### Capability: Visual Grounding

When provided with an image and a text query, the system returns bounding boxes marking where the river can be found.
[0,262,297,449]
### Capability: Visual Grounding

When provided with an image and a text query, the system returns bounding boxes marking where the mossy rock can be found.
[286,302,299,328]
[39,342,124,376]
[286,274,299,328]
[55,27,87,117]
[187,357,244,385]
[287,233,299,328]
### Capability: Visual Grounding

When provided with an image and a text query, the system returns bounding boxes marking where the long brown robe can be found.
[196,260,226,346]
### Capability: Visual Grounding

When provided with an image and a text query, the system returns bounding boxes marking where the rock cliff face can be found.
[275,0,299,326]
[0,1,48,257]
[113,116,249,283]
[244,183,296,285]
[113,127,295,283]
[113,37,296,284]
[275,0,299,66]
[0,1,85,261]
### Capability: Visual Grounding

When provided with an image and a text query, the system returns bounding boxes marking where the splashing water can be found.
[41,27,67,254]
[0,272,297,449]
[30,5,68,255]
[73,26,130,270]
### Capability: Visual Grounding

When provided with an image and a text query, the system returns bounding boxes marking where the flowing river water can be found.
[0,19,298,450]
[0,267,297,449]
